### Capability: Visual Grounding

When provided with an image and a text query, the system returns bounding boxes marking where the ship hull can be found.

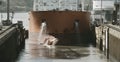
[29,11,95,46]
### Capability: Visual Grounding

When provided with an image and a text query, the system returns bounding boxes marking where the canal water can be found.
[15,39,112,62]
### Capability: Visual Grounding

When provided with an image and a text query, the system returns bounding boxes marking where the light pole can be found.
[0,1,2,5]
[82,0,84,11]
[101,0,103,24]
[7,0,10,21]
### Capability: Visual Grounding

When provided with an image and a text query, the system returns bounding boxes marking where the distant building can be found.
[93,0,114,10]
[92,0,115,22]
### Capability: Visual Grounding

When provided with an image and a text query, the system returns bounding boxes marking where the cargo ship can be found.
[29,0,96,46]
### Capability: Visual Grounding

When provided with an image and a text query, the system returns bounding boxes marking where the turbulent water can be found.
[0,12,29,29]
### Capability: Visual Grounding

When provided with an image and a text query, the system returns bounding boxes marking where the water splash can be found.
[38,22,47,44]
[37,22,58,48]
[75,21,79,33]
[74,20,81,44]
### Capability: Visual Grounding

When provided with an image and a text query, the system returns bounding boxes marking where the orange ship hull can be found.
[29,11,90,33]
[29,11,95,45]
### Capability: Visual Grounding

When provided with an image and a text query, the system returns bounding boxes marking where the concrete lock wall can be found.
[108,25,120,62]
[0,27,17,62]
[96,24,120,62]
[0,26,25,62]
[29,11,96,45]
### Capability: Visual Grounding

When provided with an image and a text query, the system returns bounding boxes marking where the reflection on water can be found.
[23,40,87,59]
[16,39,111,62]
[0,38,111,62]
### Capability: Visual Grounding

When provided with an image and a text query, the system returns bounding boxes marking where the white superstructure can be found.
[33,0,81,11]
